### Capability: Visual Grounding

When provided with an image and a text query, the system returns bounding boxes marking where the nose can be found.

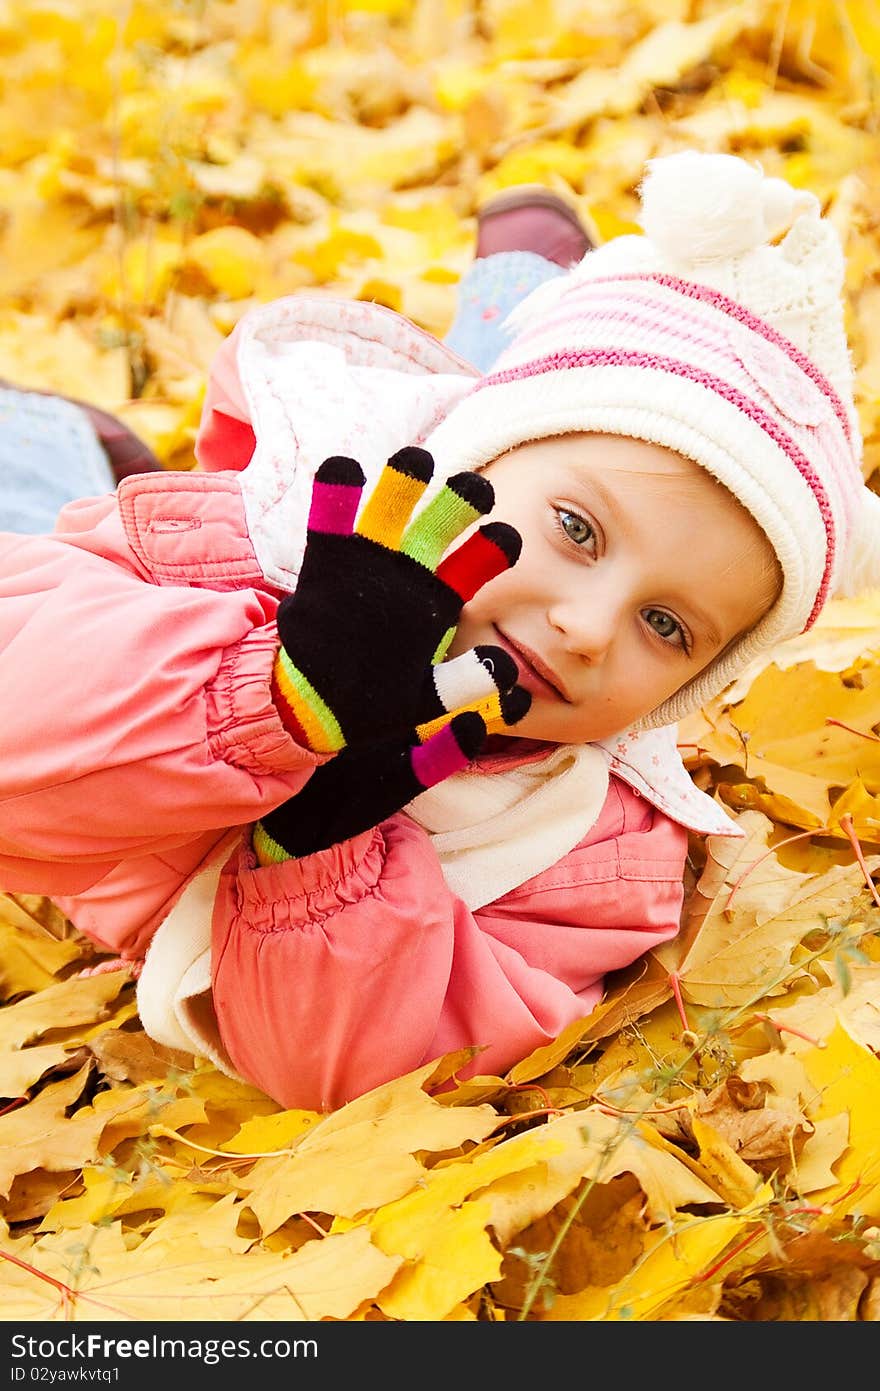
[548,594,622,664]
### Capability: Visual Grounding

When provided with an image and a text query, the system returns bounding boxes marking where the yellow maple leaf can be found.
[240,1061,499,1234]
[0,314,130,410]
[0,1065,119,1197]
[681,1115,764,1209]
[40,1165,227,1234]
[221,1108,321,1156]
[0,1043,71,1101]
[683,659,880,835]
[800,1023,880,1219]
[743,1003,880,1216]
[0,971,130,1053]
[0,914,82,997]
[829,776,880,843]
[377,1197,502,1320]
[550,7,748,130]
[184,226,268,300]
[0,1219,399,1322]
[330,1107,716,1319]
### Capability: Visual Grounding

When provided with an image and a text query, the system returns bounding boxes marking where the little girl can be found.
[0,150,877,1114]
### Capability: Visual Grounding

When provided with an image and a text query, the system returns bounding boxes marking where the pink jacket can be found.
[0,295,738,1111]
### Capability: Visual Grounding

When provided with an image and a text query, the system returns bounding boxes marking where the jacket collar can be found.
[478,726,740,838]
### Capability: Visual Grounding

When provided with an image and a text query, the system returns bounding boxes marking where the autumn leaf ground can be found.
[3,0,880,1323]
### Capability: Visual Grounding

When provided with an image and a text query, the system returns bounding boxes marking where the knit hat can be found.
[424,149,878,729]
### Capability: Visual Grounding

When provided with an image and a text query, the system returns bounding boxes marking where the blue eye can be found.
[559,509,594,546]
[643,608,687,650]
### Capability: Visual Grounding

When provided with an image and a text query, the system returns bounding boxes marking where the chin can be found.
[512,708,627,745]
[507,711,581,744]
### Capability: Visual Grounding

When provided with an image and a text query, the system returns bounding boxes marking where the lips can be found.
[492,628,570,702]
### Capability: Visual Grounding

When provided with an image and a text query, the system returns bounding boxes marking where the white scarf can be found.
[137,744,610,1073]
[405,742,608,909]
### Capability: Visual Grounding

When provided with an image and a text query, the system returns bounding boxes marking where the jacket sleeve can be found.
[0,498,321,892]
[210,781,688,1112]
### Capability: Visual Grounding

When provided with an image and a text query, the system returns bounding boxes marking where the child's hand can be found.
[254,686,531,864]
[260,445,533,860]
[273,447,524,754]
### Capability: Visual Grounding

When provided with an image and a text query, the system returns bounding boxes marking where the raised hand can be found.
[273,447,524,754]
[257,444,533,861]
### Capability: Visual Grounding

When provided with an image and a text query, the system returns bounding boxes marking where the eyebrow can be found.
[681,603,723,651]
[573,468,629,534]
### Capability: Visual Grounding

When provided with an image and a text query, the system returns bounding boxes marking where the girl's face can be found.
[447,433,781,744]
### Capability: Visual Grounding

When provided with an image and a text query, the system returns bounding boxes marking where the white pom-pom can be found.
[638,150,818,264]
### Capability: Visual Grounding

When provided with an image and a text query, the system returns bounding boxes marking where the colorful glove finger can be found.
[272,447,523,754]
[253,685,531,864]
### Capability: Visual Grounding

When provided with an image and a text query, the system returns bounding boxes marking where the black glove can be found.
[257,445,534,861]
[272,447,524,754]
[254,687,530,862]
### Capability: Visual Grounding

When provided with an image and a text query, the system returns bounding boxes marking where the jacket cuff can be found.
[206,622,328,776]
[232,824,383,914]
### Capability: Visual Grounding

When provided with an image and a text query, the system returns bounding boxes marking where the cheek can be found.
[462,559,519,620]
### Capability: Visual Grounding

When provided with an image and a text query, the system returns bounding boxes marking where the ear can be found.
[835,487,880,597]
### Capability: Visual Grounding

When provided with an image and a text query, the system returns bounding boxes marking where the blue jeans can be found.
[444,251,563,372]
[0,252,562,535]
[0,388,116,534]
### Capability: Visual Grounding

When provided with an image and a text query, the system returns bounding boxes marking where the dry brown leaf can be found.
[693,1075,814,1176]
[725,1263,871,1321]
[490,1175,647,1314]
[88,1028,195,1086]
[3,1167,81,1226]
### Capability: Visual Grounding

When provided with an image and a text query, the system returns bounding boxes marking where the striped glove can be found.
[272,446,525,754]
[258,445,531,862]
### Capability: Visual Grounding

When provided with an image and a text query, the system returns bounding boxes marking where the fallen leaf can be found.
[0,972,132,1060]
[0,1219,400,1322]
[241,1062,499,1234]
[88,1028,195,1085]
[658,809,880,1006]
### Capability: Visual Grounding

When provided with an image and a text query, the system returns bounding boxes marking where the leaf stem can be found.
[0,1248,122,1319]
[725,826,828,910]
[838,814,880,907]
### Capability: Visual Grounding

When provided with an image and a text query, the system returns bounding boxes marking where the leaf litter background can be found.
[3,0,880,1324]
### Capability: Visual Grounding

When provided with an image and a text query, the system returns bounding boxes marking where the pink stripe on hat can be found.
[509,288,732,362]
[643,272,855,442]
[496,285,857,529]
[507,272,853,444]
[474,346,836,626]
